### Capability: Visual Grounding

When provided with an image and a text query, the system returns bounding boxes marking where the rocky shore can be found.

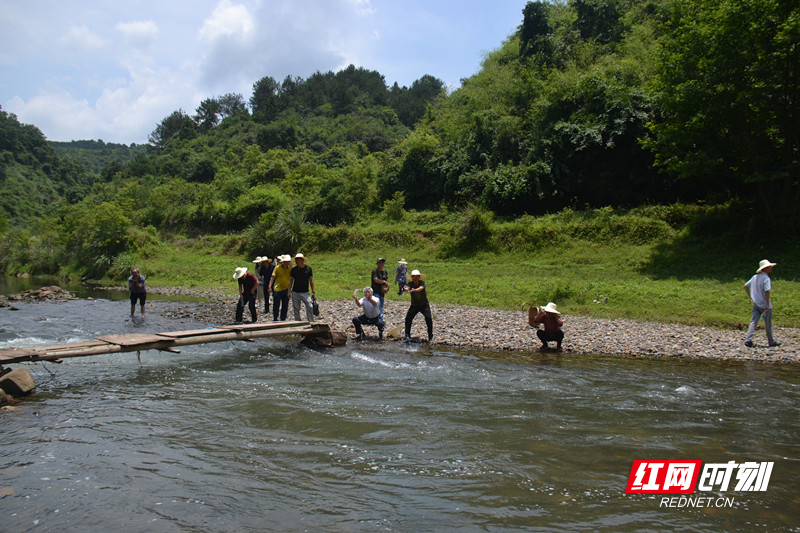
[138,286,799,365]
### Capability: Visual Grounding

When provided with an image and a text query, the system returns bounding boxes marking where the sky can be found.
[0,0,528,144]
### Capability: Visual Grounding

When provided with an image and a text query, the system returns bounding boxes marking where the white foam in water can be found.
[0,336,52,348]
[350,351,416,370]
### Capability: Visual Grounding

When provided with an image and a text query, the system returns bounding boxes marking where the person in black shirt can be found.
[371,257,390,320]
[403,269,433,342]
[289,253,316,322]
[234,266,258,323]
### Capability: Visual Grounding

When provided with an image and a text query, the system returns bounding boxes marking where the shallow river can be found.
[1,295,798,532]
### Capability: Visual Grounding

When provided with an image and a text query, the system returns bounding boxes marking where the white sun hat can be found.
[233,267,248,279]
[756,259,777,273]
[542,302,561,315]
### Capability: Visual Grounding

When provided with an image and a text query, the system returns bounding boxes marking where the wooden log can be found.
[0,322,334,364]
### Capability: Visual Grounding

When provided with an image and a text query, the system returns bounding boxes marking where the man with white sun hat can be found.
[529,302,564,351]
[744,259,780,347]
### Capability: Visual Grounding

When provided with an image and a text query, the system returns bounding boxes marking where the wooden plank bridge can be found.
[0,321,336,366]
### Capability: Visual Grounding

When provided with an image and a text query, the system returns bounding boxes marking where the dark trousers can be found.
[405,304,433,339]
[236,293,257,323]
[273,289,289,321]
[353,314,385,337]
[537,329,564,348]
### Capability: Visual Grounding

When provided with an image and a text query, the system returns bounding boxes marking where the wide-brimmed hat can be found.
[757,259,777,273]
[542,302,560,315]
[398,258,408,265]
[295,253,305,260]
[410,269,426,279]
[279,254,292,262]
[252,256,263,263]
[233,266,248,279]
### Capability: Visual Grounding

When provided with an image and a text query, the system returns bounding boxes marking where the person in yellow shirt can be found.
[269,255,292,321]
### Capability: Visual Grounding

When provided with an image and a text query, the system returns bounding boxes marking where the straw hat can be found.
[542,302,560,315]
[295,253,306,260]
[410,269,426,279]
[252,256,263,263]
[398,258,408,265]
[233,267,248,279]
[756,259,776,273]
[279,254,292,262]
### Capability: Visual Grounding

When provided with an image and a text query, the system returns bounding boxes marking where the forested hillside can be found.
[0,0,797,280]
[50,140,148,176]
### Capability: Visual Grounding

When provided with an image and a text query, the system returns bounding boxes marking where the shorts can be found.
[130,292,146,305]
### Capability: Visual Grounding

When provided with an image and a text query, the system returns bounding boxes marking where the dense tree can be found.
[149,109,197,149]
[649,0,800,226]
[519,1,553,60]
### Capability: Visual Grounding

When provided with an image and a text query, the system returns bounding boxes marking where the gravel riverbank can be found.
[140,286,799,365]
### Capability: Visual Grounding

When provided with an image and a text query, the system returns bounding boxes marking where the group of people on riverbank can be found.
[232,253,316,324]
[126,257,781,350]
[351,257,432,342]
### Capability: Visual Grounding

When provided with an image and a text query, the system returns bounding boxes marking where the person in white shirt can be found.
[352,287,385,340]
[744,259,780,347]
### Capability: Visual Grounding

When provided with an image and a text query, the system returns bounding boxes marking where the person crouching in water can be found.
[352,287,384,340]
[529,302,564,351]
[403,270,433,343]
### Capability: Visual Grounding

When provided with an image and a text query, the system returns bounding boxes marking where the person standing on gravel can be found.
[403,270,433,343]
[258,257,274,314]
[529,302,564,351]
[372,258,390,319]
[269,255,292,321]
[744,259,780,347]
[395,259,408,296]
[233,266,258,323]
[289,253,315,322]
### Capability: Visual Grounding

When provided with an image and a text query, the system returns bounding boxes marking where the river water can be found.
[1,292,798,532]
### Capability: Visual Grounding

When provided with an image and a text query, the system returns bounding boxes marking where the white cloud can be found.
[198,0,255,43]
[60,25,108,49]
[116,20,160,49]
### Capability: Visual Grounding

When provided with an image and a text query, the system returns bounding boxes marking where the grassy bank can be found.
[120,204,800,330]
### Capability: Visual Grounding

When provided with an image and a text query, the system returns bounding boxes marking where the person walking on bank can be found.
[258,256,274,314]
[289,253,316,322]
[352,287,384,340]
[233,266,258,323]
[744,259,780,347]
[529,302,564,351]
[372,257,390,319]
[395,259,408,296]
[403,270,433,343]
[269,255,292,321]
[128,268,147,317]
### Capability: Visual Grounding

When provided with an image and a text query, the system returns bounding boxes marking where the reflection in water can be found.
[1,299,798,532]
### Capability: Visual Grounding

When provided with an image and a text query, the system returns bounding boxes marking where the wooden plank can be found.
[94,334,175,347]
[219,321,310,332]
[156,328,229,338]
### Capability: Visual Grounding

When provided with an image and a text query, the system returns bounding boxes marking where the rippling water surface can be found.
[1,297,798,532]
